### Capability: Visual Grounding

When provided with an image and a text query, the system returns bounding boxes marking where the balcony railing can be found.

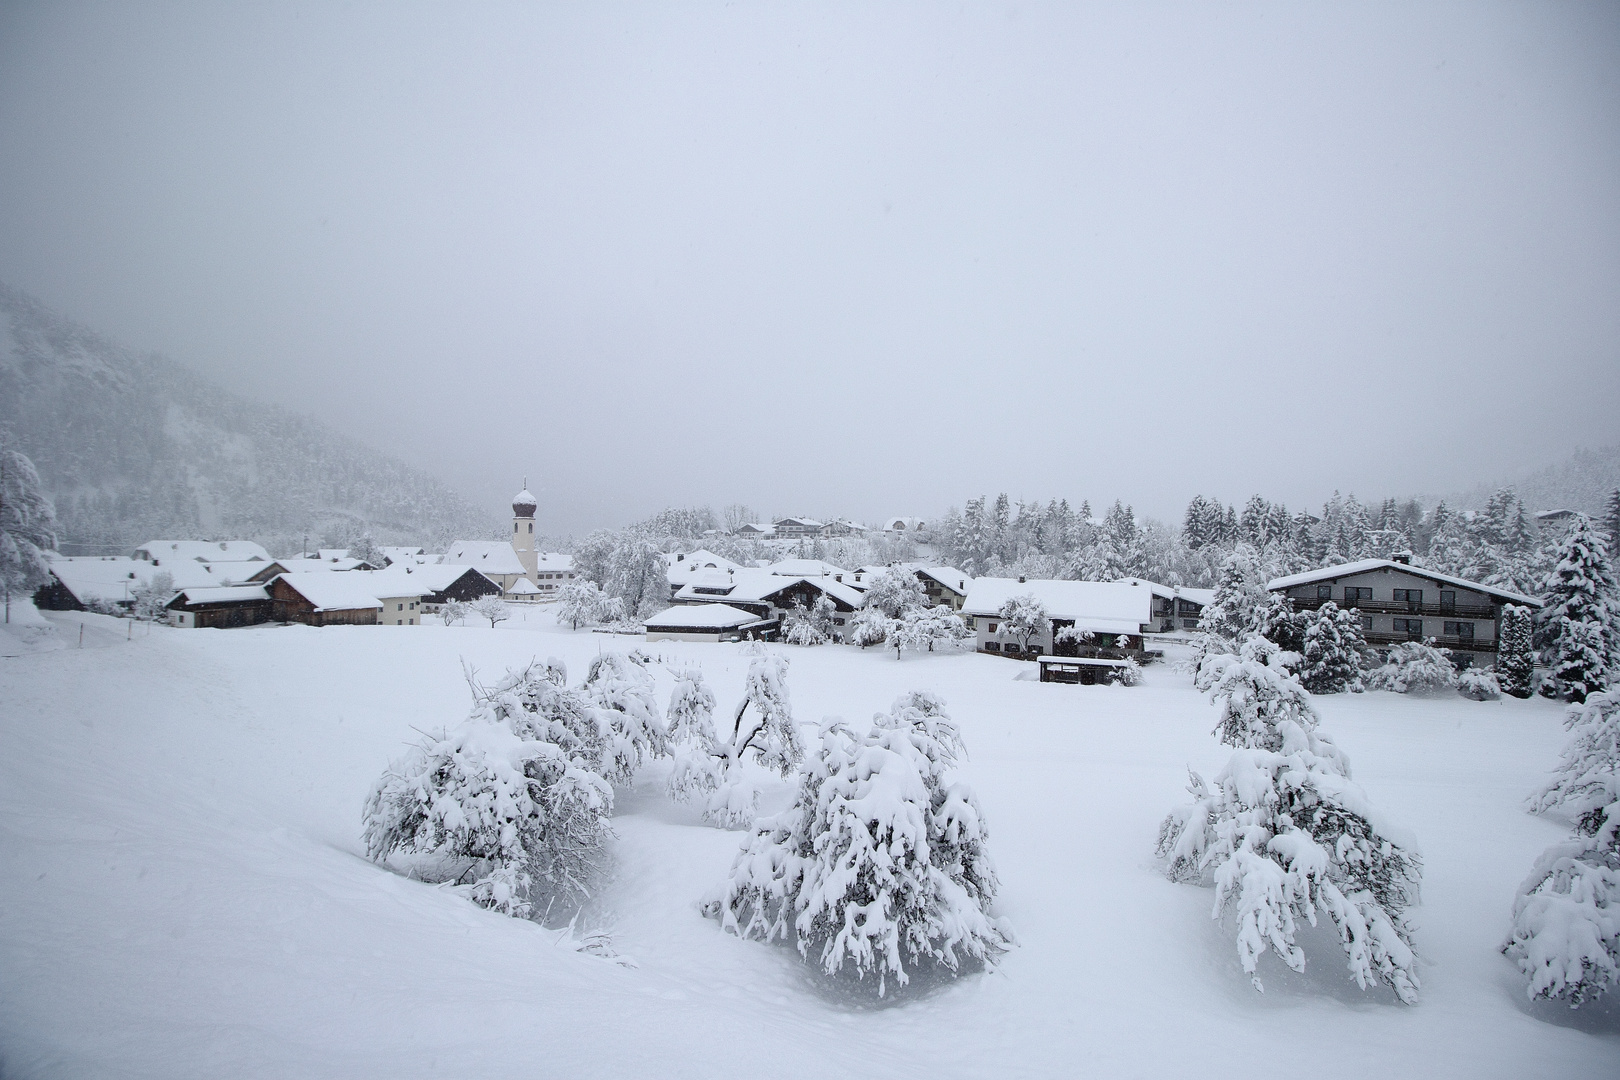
[1363,630,1496,653]
[1289,596,1497,620]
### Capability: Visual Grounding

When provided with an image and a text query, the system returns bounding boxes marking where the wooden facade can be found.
[267,578,380,626]
[167,593,272,629]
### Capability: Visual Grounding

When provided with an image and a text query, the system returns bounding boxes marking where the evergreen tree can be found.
[1497,604,1536,699]
[1548,619,1609,704]
[1608,489,1620,560]
[1299,601,1366,694]
[0,437,58,624]
[1535,515,1620,672]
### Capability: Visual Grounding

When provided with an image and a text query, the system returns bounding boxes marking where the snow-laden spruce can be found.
[706,692,1006,996]
[1298,601,1365,694]
[664,644,802,828]
[1160,636,1423,1002]
[362,661,614,922]
[1497,604,1536,699]
[1365,640,1457,696]
[1508,689,1620,1004]
[1548,618,1609,704]
[1534,514,1619,674]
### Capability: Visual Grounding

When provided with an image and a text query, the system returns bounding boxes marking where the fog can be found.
[1,2,1617,532]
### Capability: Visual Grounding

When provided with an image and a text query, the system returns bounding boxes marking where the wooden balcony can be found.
[1289,596,1497,620]
[1363,630,1496,653]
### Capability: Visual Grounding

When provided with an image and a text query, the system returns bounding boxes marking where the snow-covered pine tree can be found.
[1197,545,1269,645]
[1535,515,1619,671]
[347,533,385,567]
[1607,489,1620,554]
[1547,618,1610,704]
[1507,689,1620,1004]
[1299,601,1365,694]
[362,663,615,922]
[1159,635,1422,1002]
[1498,604,1536,698]
[707,693,1005,996]
[0,437,57,624]
[580,651,668,784]
[1366,640,1458,696]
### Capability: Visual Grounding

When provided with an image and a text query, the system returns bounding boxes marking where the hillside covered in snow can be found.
[0,285,497,554]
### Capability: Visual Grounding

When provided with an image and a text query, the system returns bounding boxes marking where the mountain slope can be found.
[1452,444,1620,517]
[0,285,497,554]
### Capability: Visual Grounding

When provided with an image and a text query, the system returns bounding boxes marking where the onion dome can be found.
[512,487,537,518]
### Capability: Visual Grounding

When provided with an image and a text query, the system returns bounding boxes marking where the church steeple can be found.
[511,478,538,581]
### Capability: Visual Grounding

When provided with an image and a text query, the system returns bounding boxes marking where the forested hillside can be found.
[1453,445,1620,518]
[0,285,497,555]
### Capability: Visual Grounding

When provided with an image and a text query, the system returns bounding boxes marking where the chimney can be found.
[1392,551,1413,565]
[1018,575,1027,584]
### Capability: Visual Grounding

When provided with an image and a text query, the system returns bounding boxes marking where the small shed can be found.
[1038,655,1134,685]
[166,586,272,629]
[644,604,776,643]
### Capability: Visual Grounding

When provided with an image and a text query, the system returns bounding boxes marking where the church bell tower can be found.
[511,479,538,583]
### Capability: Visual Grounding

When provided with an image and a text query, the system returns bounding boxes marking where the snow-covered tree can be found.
[347,533,385,567]
[580,651,668,784]
[1547,618,1610,704]
[471,595,510,628]
[556,578,611,630]
[1535,515,1619,671]
[1508,690,1620,1005]
[726,645,801,777]
[130,571,175,621]
[707,694,1005,996]
[1160,636,1422,1002]
[1298,601,1365,694]
[665,668,726,802]
[0,438,57,624]
[1366,640,1457,696]
[847,606,893,649]
[362,663,615,922]
[439,598,470,626]
[996,594,1050,653]
[605,538,668,621]
[864,566,927,618]
[675,645,804,828]
[783,596,837,646]
[890,605,971,658]
[1497,604,1536,699]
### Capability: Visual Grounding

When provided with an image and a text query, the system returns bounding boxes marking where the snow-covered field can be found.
[2,607,1615,1079]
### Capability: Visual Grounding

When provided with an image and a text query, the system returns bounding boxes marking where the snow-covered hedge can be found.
[707,693,1006,996]
[1455,669,1502,701]
[1161,636,1422,1002]
[1365,640,1457,696]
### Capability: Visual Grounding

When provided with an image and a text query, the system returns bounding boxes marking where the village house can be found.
[882,517,927,534]
[644,603,776,643]
[671,567,866,635]
[771,517,824,538]
[532,552,577,595]
[36,555,240,611]
[1267,557,1541,666]
[133,540,271,567]
[960,577,1157,660]
[353,565,501,618]
[267,573,385,626]
[1115,578,1215,632]
[442,540,529,593]
[165,586,272,629]
[733,522,776,539]
[848,564,973,610]
[664,549,744,598]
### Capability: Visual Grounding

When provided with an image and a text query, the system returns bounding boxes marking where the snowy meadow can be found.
[1,607,1615,1079]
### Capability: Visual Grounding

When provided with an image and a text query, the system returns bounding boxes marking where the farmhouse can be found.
[36,555,237,611]
[664,549,744,597]
[671,567,864,635]
[644,603,776,643]
[166,586,272,629]
[961,577,1156,660]
[442,541,529,592]
[1267,558,1540,665]
[133,540,271,567]
[267,573,384,626]
[733,523,776,539]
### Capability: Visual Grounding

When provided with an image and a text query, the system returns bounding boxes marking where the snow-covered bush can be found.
[1507,689,1620,1005]
[1366,640,1457,696]
[847,607,893,648]
[1456,669,1502,701]
[1160,635,1421,1002]
[1108,656,1143,686]
[996,594,1050,654]
[362,664,615,923]
[580,651,668,784]
[471,595,510,628]
[706,694,1006,996]
[1547,618,1609,704]
[439,599,470,626]
[1298,601,1365,694]
[1497,604,1536,699]
[131,571,175,620]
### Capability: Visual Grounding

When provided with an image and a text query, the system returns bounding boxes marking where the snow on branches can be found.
[362,661,615,923]
[706,693,1005,996]
[995,594,1050,653]
[1365,640,1457,696]
[580,651,669,785]
[782,596,838,646]
[1161,635,1422,1002]
[1496,604,1536,699]
[1298,601,1366,694]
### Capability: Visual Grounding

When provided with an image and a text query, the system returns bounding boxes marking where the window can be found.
[984,641,1001,652]
[987,622,998,634]
[513,522,519,533]
[1439,590,1456,610]
[1443,621,1474,641]
[1393,589,1423,605]
[397,603,403,611]
[1182,618,1198,629]
[528,522,533,533]
[834,618,845,626]
[1344,587,1373,603]
[1361,616,1373,633]
[1393,618,1423,638]
[1316,585,1333,600]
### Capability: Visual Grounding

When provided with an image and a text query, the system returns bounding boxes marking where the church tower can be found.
[511,480,538,583]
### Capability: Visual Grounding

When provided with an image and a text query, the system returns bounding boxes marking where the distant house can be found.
[772,517,824,538]
[246,556,373,582]
[960,578,1156,660]
[166,586,272,629]
[531,552,577,596]
[733,523,777,539]
[882,517,927,534]
[353,565,500,618]
[267,573,384,626]
[671,567,865,636]
[644,603,775,643]
[1114,578,1214,632]
[36,555,239,611]
[1534,509,1581,532]
[820,520,865,538]
[379,546,426,566]
[442,541,529,592]
[1267,558,1540,666]
[664,549,744,597]
[132,540,271,567]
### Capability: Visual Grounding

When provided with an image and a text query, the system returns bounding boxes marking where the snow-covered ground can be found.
[1,606,1615,1078]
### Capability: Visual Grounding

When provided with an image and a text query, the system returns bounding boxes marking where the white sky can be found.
[1,2,1617,531]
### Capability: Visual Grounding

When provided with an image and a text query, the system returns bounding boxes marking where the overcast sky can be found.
[1,2,1617,532]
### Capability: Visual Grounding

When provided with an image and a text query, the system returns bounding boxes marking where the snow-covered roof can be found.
[1265,559,1541,607]
[766,558,848,578]
[665,549,743,586]
[673,567,866,610]
[442,541,526,577]
[645,603,768,630]
[379,546,425,561]
[352,565,494,597]
[270,573,385,612]
[773,517,824,529]
[1114,577,1176,600]
[170,585,269,607]
[133,540,270,565]
[735,523,777,535]
[49,555,240,604]
[506,578,541,595]
[917,566,973,595]
[883,517,926,532]
[535,552,573,572]
[252,557,369,578]
[961,578,1153,635]
[1177,588,1217,608]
